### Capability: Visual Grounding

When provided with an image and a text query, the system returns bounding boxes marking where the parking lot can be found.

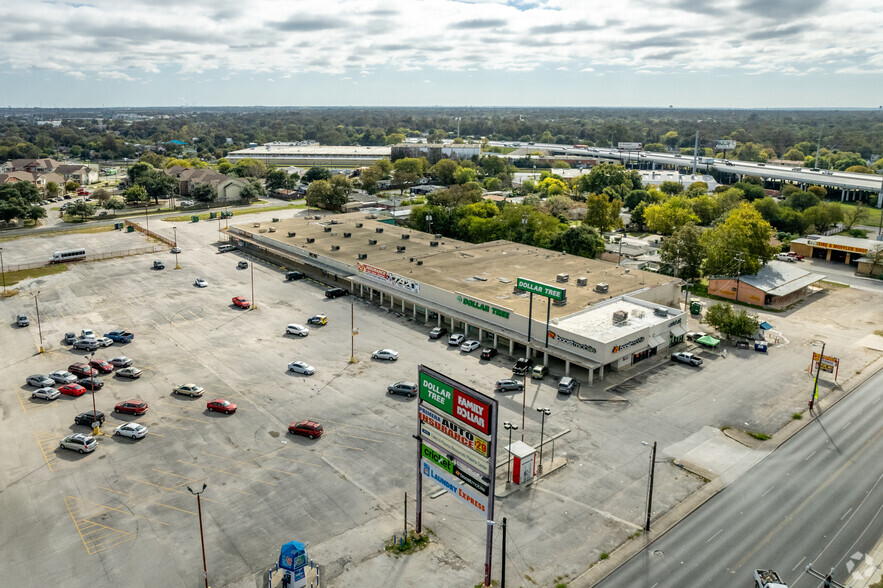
[1,212,881,588]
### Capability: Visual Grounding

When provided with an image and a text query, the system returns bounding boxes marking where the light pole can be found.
[34,290,44,353]
[810,340,826,412]
[85,350,101,435]
[250,260,256,309]
[536,407,551,474]
[187,483,209,588]
[503,422,518,484]
[173,226,180,269]
[643,441,658,532]
[0,247,6,295]
[350,300,358,363]
[500,517,508,588]
[425,214,432,235]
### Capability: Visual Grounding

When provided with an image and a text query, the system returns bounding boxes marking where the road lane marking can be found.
[81,498,170,526]
[761,486,775,497]
[840,420,852,431]
[127,477,220,503]
[98,487,132,498]
[705,529,723,543]
[154,502,195,516]
[841,507,852,520]
[152,468,198,487]
[804,450,816,461]
[34,430,57,471]
[64,496,134,555]
[201,452,253,466]
[872,395,881,405]
[331,443,364,451]
[792,556,806,571]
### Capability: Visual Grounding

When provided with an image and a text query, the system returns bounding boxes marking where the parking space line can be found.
[330,443,364,452]
[154,421,188,430]
[333,432,383,444]
[255,452,322,468]
[34,431,58,471]
[201,451,253,466]
[127,477,220,503]
[178,460,277,486]
[152,468,198,487]
[81,498,170,527]
[153,409,211,424]
[154,502,195,516]
[98,486,132,498]
[318,418,400,436]
[261,465,299,478]
[64,496,134,555]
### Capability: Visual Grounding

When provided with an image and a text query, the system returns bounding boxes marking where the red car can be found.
[288,420,323,439]
[787,252,804,261]
[89,359,114,374]
[68,362,98,378]
[206,398,237,414]
[232,296,251,309]
[58,383,87,397]
[115,400,149,415]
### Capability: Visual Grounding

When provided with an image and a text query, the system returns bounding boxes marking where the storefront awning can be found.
[670,325,687,337]
[649,334,667,347]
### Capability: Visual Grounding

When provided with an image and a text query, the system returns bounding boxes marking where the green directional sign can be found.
[419,371,453,414]
[516,277,566,301]
[422,444,454,474]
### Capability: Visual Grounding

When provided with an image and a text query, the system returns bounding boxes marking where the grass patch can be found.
[1,264,69,288]
[484,146,517,155]
[837,201,882,228]
[0,224,116,243]
[161,202,305,222]
[875,329,883,337]
[820,280,850,289]
[600,552,610,560]
[792,413,803,420]
[688,280,709,298]
[747,431,772,441]
[384,529,430,556]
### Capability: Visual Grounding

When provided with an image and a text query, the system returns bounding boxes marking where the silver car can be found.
[173,383,204,397]
[73,339,98,351]
[32,387,61,400]
[109,356,132,368]
[49,370,78,384]
[114,423,148,439]
[287,361,315,375]
[371,349,399,361]
[60,433,97,454]
[26,374,54,387]
[194,278,208,288]
[286,324,310,337]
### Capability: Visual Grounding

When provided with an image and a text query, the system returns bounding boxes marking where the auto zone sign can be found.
[356,262,420,294]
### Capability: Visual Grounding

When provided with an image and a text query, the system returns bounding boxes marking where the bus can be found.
[50,249,86,263]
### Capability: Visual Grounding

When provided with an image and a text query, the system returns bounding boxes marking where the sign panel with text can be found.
[516,277,566,301]
[421,458,489,514]
[715,140,737,150]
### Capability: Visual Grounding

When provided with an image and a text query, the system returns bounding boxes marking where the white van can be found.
[218,244,237,253]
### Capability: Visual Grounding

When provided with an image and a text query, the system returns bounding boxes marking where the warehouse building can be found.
[226,213,687,385]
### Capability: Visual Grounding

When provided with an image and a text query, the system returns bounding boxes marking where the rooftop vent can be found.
[368,239,377,245]
[430,241,439,247]
[314,215,322,220]
[613,310,628,324]
[380,244,387,250]
[329,219,339,225]
[331,245,340,251]
[397,246,406,253]
[323,227,332,232]
[331,232,338,236]
[287,232,296,237]
[306,237,315,244]
[434,234,443,239]
[375,227,384,233]
[402,234,410,240]
[594,283,609,293]
[576,277,588,287]
[654,307,669,317]
[556,273,569,283]
[343,232,351,238]
[358,253,367,260]
[417,260,423,265]
[355,223,363,228]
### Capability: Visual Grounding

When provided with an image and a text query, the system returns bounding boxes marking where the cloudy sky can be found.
[2,0,881,108]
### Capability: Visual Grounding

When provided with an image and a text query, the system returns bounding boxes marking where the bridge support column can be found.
[841,189,846,202]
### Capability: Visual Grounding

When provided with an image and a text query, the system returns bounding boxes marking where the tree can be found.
[140,170,177,204]
[704,303,760,339]
[660,223,704,280]
[24,205,47,223]
[782,148,805,161]
[265,169,290,192]
[127,162,155,186]
[865,243,883,277]
[733,181,765,202]
[583,163,637,194]
[803,202,844,233]
[659,181,681,196]
[232,158,267,178]
[190,182,217,203]
[305,179,333,208]
[844,165,874,174]
[784,190,819,212]
[551,224,605,258]
[583,193,622,232]
[543,195,574,220]
[690,194,721,226]
[629,201,649,230]
[239,179,267,202]
[65,180,80,194]
[429,159,459,185]
[624,189,649,210]
[305,175,351,209]
[67,201,96,221]
[702,203,777,276]
[138,151,165,168]
[303,166,332,184]
[842,202,870,229]
[427,184,483,208]
[103,198,126,215]
[453,167,477,185]
[358,165,383,195]
[537,175,567,196]
[483,177,503,191]
[752,197,781,226]
[46,181,60,199]
[92,188,111,204]
[124,184,148,203]
[644,197,699,235]
[393,157,426,176]
[806,185,827,199]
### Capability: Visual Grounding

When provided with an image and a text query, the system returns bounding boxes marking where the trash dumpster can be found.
[754,341,768,353]
[209,212,217,219]
[690,301,702,315]
[191,215,199,223]
[126,226,134,233]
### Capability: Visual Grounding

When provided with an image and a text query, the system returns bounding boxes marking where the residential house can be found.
[164,167,250,203]
[53,164,99,185]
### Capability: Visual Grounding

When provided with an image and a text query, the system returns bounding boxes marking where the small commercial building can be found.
[391,143,481,164]
[789,234,881,265]
[226,213,687,384]
[707,261,825,308]
[226,144,391,167]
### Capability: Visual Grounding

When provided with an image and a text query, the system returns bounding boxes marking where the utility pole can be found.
[815,127,823,169]
[645,441,657,532]
[692,130,699,174]
[810,340,826,412]
[34,290,44,353]
[501,517,508,588]
[250,261,256,309]
[504,422,518,484]
[536,408,551,474]
[187,483,209,588]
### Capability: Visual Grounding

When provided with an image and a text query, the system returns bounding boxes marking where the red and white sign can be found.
[357,262,420,294]
[452,389,490,435]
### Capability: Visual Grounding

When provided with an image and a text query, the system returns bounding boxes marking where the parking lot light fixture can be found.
[85,351,101,435]
[34,290,44,353]
[250,261,256,309]
[187,483,209,588]
[503,421,518,484]
[0,247,6,294]
[173,226,181,270]
[536,408,551,474]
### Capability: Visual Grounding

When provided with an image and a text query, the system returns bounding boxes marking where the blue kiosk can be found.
[278,540,308,588]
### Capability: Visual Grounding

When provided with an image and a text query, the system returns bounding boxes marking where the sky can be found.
[1,0,882,108]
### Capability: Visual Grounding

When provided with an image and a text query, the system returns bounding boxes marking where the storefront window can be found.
[632,347,657,364]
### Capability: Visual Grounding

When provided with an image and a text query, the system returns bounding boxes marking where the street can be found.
[595,368,883,588]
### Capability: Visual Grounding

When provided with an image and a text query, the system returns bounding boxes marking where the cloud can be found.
[66,70,86,79]
[97,70,135,81]
[738,0,828,19]
[451,18,507,29]
[744,24,807,41]
[271,16,346,32]
[529,20,601,34]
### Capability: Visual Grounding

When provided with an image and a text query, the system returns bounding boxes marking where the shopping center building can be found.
[226,213,688,385]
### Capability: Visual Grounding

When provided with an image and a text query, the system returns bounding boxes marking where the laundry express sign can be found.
[456,293,511,320]
[356,262,420,294]
[419,370,491,435]
[547,330,596,354]
[516,277,566,301]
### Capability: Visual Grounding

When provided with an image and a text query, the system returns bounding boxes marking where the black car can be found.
[512,357,533,375]
[325,287,348,298]
[429,327,448,339]
[237,261,249,269]
[74,411,105,426]
[77,377,104,391]
[286,271,305,281]
[480,348,498,360]
[153,260,165,270]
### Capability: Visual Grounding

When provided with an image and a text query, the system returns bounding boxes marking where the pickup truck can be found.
[104,329,134,343]
[512,357,533,375]
[754,568,788,588]
[671,352,703,366]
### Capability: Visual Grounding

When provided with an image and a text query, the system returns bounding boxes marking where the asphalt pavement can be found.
[594,368,883,588]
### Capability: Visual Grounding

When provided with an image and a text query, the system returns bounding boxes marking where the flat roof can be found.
[555,298,677,344]
[228,145,391,156]
[711,260,825,295]
[793,235,880,251]
[234,213,677,321]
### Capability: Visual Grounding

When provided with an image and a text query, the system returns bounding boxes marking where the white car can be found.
[372,349,399,361]
[81,328,95,339]
[286,324,310,337]
[114,423,148,439]
[32,387,61,400]
[288,361,315,375]
[173,383,205,397]
[95,336,114,347]
[109,356,132,368]
[194,278,208,288]
[448,334,465,346]
[49,370,78,384]
[460,340,480,352]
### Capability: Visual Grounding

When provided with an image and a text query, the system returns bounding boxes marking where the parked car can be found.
[558,377,579,395]
[77,377,104,391]
[286,324,310,337]
[49,370,78,384]
[115,423,149,439]
[81,328,97,340]
[74,410,105,426]
[206,398,237,414]
[170,247,181,254]
[671,352,703,366]
[287,361,315,375]
[115,400,148,415]
[787,252,804,261]
[495,379,524,392]
[306,314,327,326]
[531,365,549,379]
[32,387,60,400]
[512,357,533,375]
[232,296,251,309]
[68,363,98,378]
[109,356,132,368]
[60,433,97,454]
[428,326,448,339]
[388,381,418,397]
[460,340,480,353]
[26,374,54,387]
[288,420,323,439]
[16,313,29,327]
[62,332,78,345]
[194,278,208,288]
[775,253,796,262]
[372,349,399,361]
[89,359,114,374]
[116,367,143,379]
[104,329,134,343]
[153,260,165,270]
[59,383,87,397]
[448,334,465,346]
[73,338,98,351]
[285,271,304,281]
[686,331,707,342]
[173,383,204,397]
[325,287,348,298]
[480,348,498,360]
[237,261,249,269]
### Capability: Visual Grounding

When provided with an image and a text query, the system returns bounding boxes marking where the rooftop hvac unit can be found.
[314,215,322,220]
[380,244,387,250]
[368,239,377,245]
[434,234,443,239]
[397,246,406,252]
[654,307,669,317]
[331,245,340,251]
[355,223,363,228]
[402,234,410,240]
[409,257,414,262]
[330,219,339,225]
[556,273,569,283]
[343,232,351,238]
[594,283,609,293]
[417,260,423,265]
[323,227,332,232]
[430,241,439,247]
[287,232,296,237]
[376,227,384,233]
[358,253,367,260]
[331,232,338,236]
[306,237,315,243]
[576,277,588,287]
[613,310,628,324]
